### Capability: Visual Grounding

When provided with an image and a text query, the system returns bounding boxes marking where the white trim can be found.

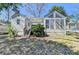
[64,18,66,34]
[44,17,66,33]
[54,11,66,18]
[48,11,66,18]
[44,18,66,19]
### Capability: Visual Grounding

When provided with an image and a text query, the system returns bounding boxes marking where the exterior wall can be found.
[11,16,26,36]
[0,24,7,33]
[11,16,32,36]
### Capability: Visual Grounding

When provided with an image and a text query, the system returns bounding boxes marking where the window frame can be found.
[16,19,20,25]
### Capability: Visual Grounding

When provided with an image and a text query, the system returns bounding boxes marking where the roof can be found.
[45,11,66,18]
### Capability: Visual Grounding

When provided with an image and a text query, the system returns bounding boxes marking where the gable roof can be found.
[45,11,66,18]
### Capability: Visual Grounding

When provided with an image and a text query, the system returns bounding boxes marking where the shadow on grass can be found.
[0,37,78,55]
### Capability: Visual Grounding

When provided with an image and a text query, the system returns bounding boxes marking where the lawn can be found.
[0,31,79,55]
[45,32,79,53]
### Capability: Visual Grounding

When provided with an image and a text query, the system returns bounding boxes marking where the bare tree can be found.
[24,3,46,17]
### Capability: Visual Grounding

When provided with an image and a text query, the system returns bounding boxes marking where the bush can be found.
[7,24,17,38]
[31,24,45,37]
[66,31,72,35]
[74,51,79,55]
[74,32,79,39]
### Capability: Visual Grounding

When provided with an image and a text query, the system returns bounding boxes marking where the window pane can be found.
[17,19,20,24]
[45,20,49,28]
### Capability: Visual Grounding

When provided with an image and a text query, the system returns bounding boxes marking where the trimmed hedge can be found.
[31,24,45,37]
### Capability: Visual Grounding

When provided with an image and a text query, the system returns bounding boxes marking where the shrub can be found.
[74,32,79,39]
[74,51,79,55]
[31,24,45,37]
[7,24,17,38]
[66,31,72,35]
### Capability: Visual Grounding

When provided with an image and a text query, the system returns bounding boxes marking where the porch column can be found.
[53,12,56,31]
[64,18,66,35]
[44,19,46,28]
[49,19,51,30]
[54,19,56,31]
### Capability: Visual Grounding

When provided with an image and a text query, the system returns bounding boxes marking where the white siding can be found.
[11,16,26,35]
[11,16,31,36]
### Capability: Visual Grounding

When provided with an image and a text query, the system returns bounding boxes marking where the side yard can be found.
[44,32,79,52]
[0,24,79,55]
[0,37,76,55]
[0,32,79,54]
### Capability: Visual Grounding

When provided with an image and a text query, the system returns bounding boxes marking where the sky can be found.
[0,3,79,21]
[20,3,79,16]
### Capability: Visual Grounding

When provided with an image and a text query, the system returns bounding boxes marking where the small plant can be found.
[66,31,72,35]
[74,51,79,55]
[74,32,79,39]
[7,23,17,39]
[31,24,45,37]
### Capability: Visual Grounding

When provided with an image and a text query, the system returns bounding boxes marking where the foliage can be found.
[74,51,79,55]
[49,6,67,16]
[66,31,72,35]
[7,23,17,38]
[0,3,19,10]
[31,24,45,37]
[0,3,20,21]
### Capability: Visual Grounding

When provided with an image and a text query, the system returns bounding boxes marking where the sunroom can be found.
[44,11,67,33]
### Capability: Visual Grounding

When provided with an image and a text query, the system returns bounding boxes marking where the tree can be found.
[49,6,67,16]
[0,3,19,21]
[24,3,47,17]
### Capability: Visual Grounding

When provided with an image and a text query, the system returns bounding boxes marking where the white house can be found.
[10,16,31,36]
[10,11,67,36]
